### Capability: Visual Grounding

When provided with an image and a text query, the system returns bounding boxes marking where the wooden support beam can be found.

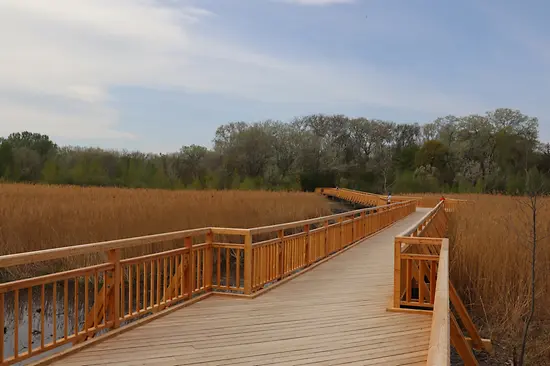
[450,282,486,352]
[451,313,479,366]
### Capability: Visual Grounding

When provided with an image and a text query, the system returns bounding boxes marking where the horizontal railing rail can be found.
[0,194,417,365]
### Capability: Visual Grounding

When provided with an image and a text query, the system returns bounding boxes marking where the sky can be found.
[1,0,550,153]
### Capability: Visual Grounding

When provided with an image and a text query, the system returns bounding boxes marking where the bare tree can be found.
[516,169,546,366]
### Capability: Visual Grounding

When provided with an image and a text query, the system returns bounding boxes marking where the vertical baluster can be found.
[93,273,98,330]
[74,278,78,337]
[14,290,19,358]
[406,259,412,303]
[180,255,184,298]
[419,261,425,305]
[136,264,140,312]
[266,246,270,283]
[259,247,263,285]
[251,248,255,289]
[52,283,57,344]
[0,293,3,363]
[201,249,208,288]
[120,268,125,318]
[304,224,310,266]
[40,284,45,349]
[270,245,274,281]
[102,271,106,325]
[236,249,241,289]
[84,275,89,332]
[167,257,172,302]
[128,265,133,316]
[260,247,264,286]
[163,257,167,300]
[143,262,148,309]
[156,258,161,307]
[217,247,221,287]
[151,260,155,309]
[253,248,257,288]
[225,248,230,289]
[27,287,32,355]
[195,251,200,290]
[63,279,68,340]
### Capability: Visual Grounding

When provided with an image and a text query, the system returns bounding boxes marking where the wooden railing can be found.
[316,187,425,207]
[391,199,492,365]
[0,199,417,365]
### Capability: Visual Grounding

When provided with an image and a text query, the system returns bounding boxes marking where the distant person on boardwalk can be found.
[387,192,392,205]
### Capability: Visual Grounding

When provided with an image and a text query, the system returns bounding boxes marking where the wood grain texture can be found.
[48,211,431,366]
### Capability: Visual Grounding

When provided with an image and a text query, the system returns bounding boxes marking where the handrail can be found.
[0,228,212,268]
[427,238,450,366]
[397,201,444,237]
[249,200,408,235]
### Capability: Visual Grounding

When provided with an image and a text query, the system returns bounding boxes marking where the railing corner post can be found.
[205,230,213,290]
[107,248,121,329]
[393,239,401,309]
[244,230,253,295]
[184,236,193,299]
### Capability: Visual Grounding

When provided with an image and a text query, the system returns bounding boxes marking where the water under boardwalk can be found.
[49,210,431,366]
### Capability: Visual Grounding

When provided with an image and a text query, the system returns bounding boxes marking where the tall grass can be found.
[448,195,550,363]
[0,183,331,279]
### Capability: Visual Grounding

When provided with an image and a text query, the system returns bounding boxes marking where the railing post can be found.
[360,211,366,238]
[393,239,401,308]
[304,224,310,265]
[338,217,344,250]
[205,230,213,290]
[184,236,193,299]
[107,249,121,328]
[324,220,329,256]
[351,215,355,242]
[278,229,284,278]
[244,231,253,295]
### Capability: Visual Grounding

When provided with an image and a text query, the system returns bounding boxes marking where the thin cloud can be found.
[0,0,479,143]
[277,0,355,5]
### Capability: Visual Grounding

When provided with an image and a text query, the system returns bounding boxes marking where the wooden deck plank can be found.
[50,210,432,366]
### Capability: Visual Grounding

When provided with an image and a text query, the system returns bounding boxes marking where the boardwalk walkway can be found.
[52,209,431,366]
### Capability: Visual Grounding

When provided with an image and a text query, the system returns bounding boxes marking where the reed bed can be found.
[407,193,550,363]
[0,183,331,280]
[449,194,550,364]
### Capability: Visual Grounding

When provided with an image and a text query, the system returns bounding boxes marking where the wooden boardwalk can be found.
[52,209,431,366]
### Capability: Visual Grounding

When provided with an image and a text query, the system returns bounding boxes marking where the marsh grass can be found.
[0,183,331,279]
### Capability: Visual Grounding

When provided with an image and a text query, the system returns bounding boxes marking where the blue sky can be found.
[1,0,549,152]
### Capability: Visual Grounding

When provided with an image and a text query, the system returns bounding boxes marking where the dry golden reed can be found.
[0,183,331,278]
[449,195,550,363]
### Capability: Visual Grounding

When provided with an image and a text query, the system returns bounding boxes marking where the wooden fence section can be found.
[0,199,417,365]
[391,199,492,366]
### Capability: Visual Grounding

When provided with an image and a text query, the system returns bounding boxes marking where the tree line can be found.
[1,108,549,194]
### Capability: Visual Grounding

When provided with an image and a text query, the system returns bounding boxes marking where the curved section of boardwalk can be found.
[53,210,431,366]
